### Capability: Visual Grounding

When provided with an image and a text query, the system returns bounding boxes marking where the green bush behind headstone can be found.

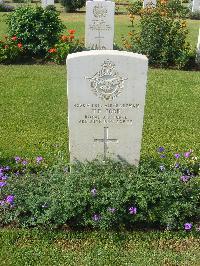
[7,6,65,57]
[60,0,86,12]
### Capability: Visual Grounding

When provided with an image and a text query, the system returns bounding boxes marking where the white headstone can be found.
[143,0,156,8]
[192,0,200,12]
[67,50,148,166]
[85,0,115,50]
[41,0,54,8]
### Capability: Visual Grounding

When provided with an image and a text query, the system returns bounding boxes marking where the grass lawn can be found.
[0,6,200,265]
[0,229,200,265]
[0,66,199,162]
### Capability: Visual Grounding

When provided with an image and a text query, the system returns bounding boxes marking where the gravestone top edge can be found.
[67,51,148,62]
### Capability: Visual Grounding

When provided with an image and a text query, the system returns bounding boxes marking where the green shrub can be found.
[0,35,24,63]
[1,152,199,231]
[127,0,143,16]
[165,0,190,18]
[6,6,65,57]
[46,29,84,64]
[60,0,86,12]
[123,2,195,69]
[128,0,189,18]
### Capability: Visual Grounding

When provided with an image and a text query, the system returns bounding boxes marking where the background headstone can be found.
[67,51,148,165]
[85,0,115,50]
[41,0,54,8]
[192,0,200,12]
[143,0,156,8]
[196,28,200,64]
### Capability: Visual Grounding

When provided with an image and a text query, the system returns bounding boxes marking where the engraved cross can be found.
[94,127,118,160]
[95,30,104,49]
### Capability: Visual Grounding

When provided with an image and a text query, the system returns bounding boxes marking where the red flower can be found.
[11,36,17,41]
[61,35,68,42]
[17,43,23,48]
[48,48,57,53]
[68,29,76,35]
[69,35,75,40]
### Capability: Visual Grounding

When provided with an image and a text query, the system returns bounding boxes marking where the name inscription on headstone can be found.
[74,103,139,125]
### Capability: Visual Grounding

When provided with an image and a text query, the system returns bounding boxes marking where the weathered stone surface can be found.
[41,0,54,8]
[67,50,148,165]
[192,0,200,12]
[85,0,115,50]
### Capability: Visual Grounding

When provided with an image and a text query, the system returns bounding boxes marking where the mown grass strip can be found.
[0,229,199,266]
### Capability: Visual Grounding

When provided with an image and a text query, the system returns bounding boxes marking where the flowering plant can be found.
[0,35,24,63]
[7,6,65,57]
[123,0,195,69]
[46,29,84,64]
[0,153,199,231]
[156,147,199,177]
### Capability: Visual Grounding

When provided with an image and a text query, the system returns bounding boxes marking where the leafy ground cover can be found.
[0,229,199,265]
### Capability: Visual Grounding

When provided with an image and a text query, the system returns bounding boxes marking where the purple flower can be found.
[91,188,97,196]
[5,195,15,204]
[184,151,191,158]
[92,214,101,222]
[15,171,20,177]
[0,200,5,206]
[159,165,165,171]
[4,166,10,171]
[129,207,137,215]
[0,182,6,187]
[180,175,190,182]
[160,154,166,158]
[36,156,43,163]
[15,156,21,163]
[22,160,28,166]
[157,147,165,153]
[108,207,116,213]
[174,153,180,159]
[1,175,8,180]
[174,163,180,169]
[0,167,4,173]
[184,223,192,231]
